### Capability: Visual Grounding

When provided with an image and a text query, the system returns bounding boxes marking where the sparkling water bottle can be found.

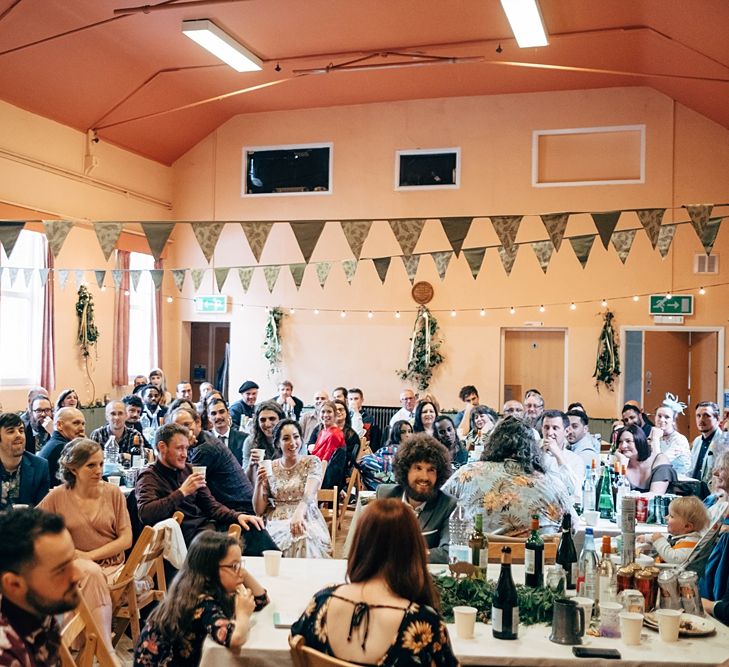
[448,505,472,563]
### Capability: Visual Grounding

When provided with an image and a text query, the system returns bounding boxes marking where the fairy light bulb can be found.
[314,308,320,315]
[539,305,545,313]
[100,285,106,292]
[395,311,401,319]
[166,296,173,303]
[124,289,130,296]
[570,302,577,310]
[665,292,672,300]
[601,299,608,307]
[340,310,346,318]
[699,287,706,295]
[633,295,640,302]
[289,308,296,314]
[509,306,516,315]
[479,309,486,317]
[450,309,457,317]
[367,311,373,319]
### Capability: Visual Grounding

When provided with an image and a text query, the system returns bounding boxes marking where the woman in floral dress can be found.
[253,419,332,558]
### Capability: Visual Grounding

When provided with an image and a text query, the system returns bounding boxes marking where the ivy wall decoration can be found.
[397,305,444,391]
[262,307,285,377]
[75,285,99,359]
[593,309,620,391]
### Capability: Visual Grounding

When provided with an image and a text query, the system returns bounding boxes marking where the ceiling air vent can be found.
[693,253,718,274]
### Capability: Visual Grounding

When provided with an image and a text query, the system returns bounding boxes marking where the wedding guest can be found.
[240,401,284,472]
[616,424,676,494]
[0,412,49,509]
[54,388,79,411]
[649,393,692,475]
[413,399,438,437]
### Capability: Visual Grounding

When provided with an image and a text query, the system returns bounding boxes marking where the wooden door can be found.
[503,330,565,409]
[688,331,719,441]
[643,332,690,434]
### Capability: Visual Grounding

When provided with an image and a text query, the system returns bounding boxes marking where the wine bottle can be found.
[524,515,544,588]
[556,513,578,590]
[492,547,519,640]
[468,511,488,577]
[597,535,616,602]
[131,433,143,468]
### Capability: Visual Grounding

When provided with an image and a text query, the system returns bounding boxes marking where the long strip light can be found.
[182,19,262,72]
[500,0,549,48]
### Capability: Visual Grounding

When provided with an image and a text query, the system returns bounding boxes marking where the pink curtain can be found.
[40,243,55,390]
[112,250,130,387]
[154,257,163,368]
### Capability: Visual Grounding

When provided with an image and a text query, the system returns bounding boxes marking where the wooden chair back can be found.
[290,635,359,667]
[487,540,558,564]
[60,594,117,667]
[337,439,372,529]
[228,522,242,540]
[318,486,338,551]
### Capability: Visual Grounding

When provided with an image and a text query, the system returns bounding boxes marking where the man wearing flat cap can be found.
[229,380,259,431]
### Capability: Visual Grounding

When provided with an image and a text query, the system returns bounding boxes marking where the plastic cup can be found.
[599,602,622,638]
[108,476,121,486]
[572,597,594,622]
[453,606,477,639]
[250,448,265,464]
[263,550,282,576]
[191,466,206,479]
[620,612,643,645]
[657,609,682,642]
[584,510,600,527]
[260,460,273,477]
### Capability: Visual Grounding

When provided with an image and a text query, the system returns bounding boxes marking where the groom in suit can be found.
[377,434,456,563]
[207,398,247,466]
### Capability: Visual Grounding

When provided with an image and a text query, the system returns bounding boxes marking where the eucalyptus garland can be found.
[75,285,99,358]
[396,305,444,391]
[262,307,285,377]
[593,309,620,391]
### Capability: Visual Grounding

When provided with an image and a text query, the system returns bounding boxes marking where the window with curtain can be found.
[127,251,158,380]
[0,230,45,386]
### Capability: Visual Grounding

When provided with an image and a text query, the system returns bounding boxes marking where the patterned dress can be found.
[659,431,692,475]
[264,456,331,558]
[441,459,573,535]
[291,585,458,666]
[0,597,60,667]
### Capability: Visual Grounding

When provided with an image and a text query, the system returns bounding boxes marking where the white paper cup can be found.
[572,597,594,621]
[108,476,121,486]
[260,459,273,477]
[192,466,207,479]
[620,612,643,645]
[262,550,281,576]
[584,510,600,526]
[453,606,477,639]
[657,609,682,642]
[250,448,265,464]
[12,504,29,510]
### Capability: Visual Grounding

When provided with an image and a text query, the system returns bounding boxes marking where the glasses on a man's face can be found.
[219,562,242,574]
[33,408,52,414]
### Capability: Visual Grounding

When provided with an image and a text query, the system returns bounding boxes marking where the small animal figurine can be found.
[448,561,477,579]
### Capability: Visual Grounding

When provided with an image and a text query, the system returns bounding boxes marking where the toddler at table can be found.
[637,496,710,564]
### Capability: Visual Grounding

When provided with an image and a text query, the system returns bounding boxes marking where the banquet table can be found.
[198,557,729,667]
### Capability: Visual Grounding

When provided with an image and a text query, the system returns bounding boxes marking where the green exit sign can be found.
[649,294,693,316]
[194,295,229,314]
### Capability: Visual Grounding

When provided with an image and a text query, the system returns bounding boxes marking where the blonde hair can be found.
[669,496,710,532]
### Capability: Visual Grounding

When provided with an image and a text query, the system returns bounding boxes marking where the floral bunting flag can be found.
[685,204,713,240]
[95,270,106,289]
[389,219,425,256]
[141,222,175,261]
[316,261,332,288]
[129,270,142,292]
[431,251,453,281]
[440,217,473,256]
[402,255,420,284]
[237,267,253,293]
[373,257,391,284]
[610,230,637,264]
[656,224,676,258]
[490,215,522,251]
[463,248,486,279]
[540,213,569,251]
[214,267,230,292]
[340,220,372,259]
[0,221,25,258]
[239,222,274,262]
[8,267,19,286]
[172,269,186,292]
[497,245,518,276]
[530,240,554,273]
[191,222,225,263]
[39,268,50,287]
[636,208,665,249]
[263,265,281,293]
[341,259,357,284]
[23,268,34,287]
[150,269,164,290]
[700,217,723,255]
[591,211,621,249]
[43,220,74,258]
[291,220,326,263]
[57,269,70,290]
[94,222,123,261]
[191,268,206,291]
[289,264,306,289]
[111,269,123,290]
[569,234,596,268]
[74,270,85,289]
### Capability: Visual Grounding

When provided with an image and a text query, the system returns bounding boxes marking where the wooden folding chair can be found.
[290,634,358,667]
[60,594,117,667]
[337,438,372,530]
[228,522,242,540]
[318,486,338,552]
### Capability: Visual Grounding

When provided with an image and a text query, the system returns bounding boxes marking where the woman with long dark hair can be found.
[291,498,457,665]
[134,531,268,666]
[412,399,438,436]
[616,423,676,494]
[241,400,285,471]
[358,419,413,491]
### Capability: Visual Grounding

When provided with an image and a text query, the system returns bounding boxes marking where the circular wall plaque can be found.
[411,281,434,304]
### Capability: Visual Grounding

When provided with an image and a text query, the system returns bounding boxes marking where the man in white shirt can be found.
[389,389,418,426]
[347,388,366,438]
[300,390,329,445]
[541,409,584,502]
[566,409,599,468]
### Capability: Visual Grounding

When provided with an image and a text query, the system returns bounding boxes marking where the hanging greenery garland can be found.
[397,305,444,391]
[262,307,285,378]
[75,285,99,359]
[593,309,620,390]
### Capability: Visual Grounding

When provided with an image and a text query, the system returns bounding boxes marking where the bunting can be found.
[150,269,164,290]
[263,265,281,293]
[463,248,486,280]
[43,220,74,258]
[23,268,34,287]
[94,222,123,261]
[237,267,254,293]
[291,220,326,263]
[74,270,85,289]
[191,222,225,263]
[656,224,676,258]
[141,222,175,261]
[569,234,596,268]
[341,259,357,284]
[39,268,50,287]
[129,270,142,292]
[491,215,522,251]
[214,267,230,292]
[191,268,206,291]
[0,222,24,258]
[94,270,106,289]
[289,264,306,290]
[171,269,186,292]
[431,251,453,281]
[685,204,713,240]
[373,257,391,284]
[610,230,637,264]
[540,213,569,251]
[700,217,723,255]
[636,209,665,249]
[440,217,473,256]
[530,240,554,274]
[57,269,70,290]
[239,222,274,262]
[8,267,19,286]
[111,269,123,290]
[592,212,621,249]
[402,255,420,284]
[389,219,425,256]
[497,245,518,276]
[340,220,372,259]
[316,262,332,288]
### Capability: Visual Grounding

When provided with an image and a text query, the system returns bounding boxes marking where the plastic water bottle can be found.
[104,435,120,476]
[615,464,631,515]
[448,505,472,563]
[576,527,599,600]
[581,465,596,512]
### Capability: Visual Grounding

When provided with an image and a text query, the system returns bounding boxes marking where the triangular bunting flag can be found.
[43,220,74,258]
[656,225,676,258]
[402,255,420,284]
[93,222,124,261]
[316,262,332,288]
[95,270,106,289]
[636,208,665,249]
[530,240,554,274]
[685,204,713,240]
[389,219,425,256]
[23,268,34,287]
[463,248,486,279]
[130,270,142,292]
[8,267,19,286]
[540,213,569,252]
[373,257,391,284]
[340,220,372,259]
[191,222,225,263]
[591,211,621,249]
[0,222,25,258]
[74,270,85,288]
[141,222,175,261]
[111,269,123,290]
[610,230,637,264]
[191,269,206,291]
[497,246,518,276]
[172,269,186,292]
[150,269,164,290]
[289,264,306,289]
[39,268,50,287]
[569,234,596,268]
[239,222,274,262]
[341,259,357,284]
[440,217,473,256]
[490,215,522,251]
[263,265,281,293]
[431,251,453,281]
[57,269,70,290]
[700,217,723,255]
[214,267,230,292]
[291,220,326,263]
[237,267,253,293]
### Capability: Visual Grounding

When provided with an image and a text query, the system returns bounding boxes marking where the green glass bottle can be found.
[597,463,615,520]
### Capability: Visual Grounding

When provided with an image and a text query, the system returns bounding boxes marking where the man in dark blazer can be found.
[23,394,53,454]
[376,433,456,563]
[207,397,247,465]
[1,412,50,508]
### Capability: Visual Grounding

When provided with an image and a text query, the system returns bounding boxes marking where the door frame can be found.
[619,325,724,415]
[499,327,569,409]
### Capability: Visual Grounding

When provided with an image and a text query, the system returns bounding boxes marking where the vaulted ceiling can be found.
[1,0,727,165]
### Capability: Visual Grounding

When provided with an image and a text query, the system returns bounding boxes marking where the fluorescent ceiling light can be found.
[500,0,549,48]
[182,19,262,72]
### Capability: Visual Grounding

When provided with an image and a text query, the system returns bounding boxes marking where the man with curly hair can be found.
[376,433,456,563]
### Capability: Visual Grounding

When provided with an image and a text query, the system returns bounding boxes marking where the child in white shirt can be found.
[638,496,710,564]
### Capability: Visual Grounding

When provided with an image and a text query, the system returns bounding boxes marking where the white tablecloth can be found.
[199,557,729,667]
[573,517,667,552]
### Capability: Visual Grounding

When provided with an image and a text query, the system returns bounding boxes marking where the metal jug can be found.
[549,598,585,645]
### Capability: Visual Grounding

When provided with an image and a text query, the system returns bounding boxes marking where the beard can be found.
[406,482,436,503]
[26,582,80,616]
